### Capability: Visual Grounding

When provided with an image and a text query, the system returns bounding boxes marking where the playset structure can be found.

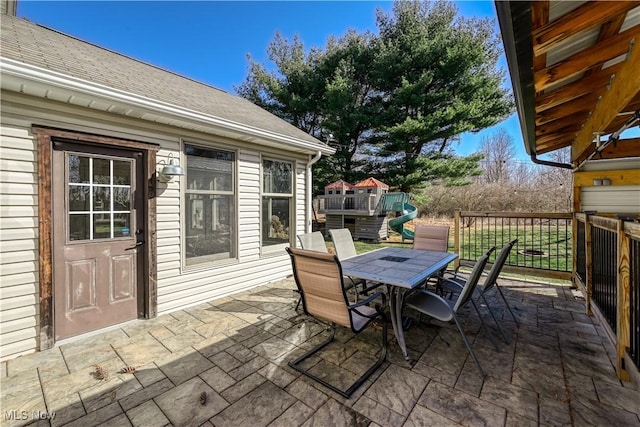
[317,177,418,241]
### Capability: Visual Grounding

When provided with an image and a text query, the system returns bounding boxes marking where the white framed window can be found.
[261,158,293,253]
[183,144,236,266]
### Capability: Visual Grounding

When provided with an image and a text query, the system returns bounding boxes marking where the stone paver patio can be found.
[1,275,639,426]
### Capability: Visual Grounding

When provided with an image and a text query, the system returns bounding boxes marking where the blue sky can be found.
[17,0,529,160]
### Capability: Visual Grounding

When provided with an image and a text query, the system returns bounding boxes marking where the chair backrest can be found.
[328,228,358,259]
[286,247,351,328]
[453,252,490,313]
[297,231,328,253]
[482,239,518,293]
[413,225,449,252]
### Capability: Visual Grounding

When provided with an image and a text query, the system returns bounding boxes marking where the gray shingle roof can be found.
[0,15,326,148]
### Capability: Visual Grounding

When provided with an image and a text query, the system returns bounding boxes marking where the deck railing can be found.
[317,194,379,214]
[591,222,618,331]
[453,211,573,280]
[453,211,639,382]
[576,220,586,284]
[574,214,640,383]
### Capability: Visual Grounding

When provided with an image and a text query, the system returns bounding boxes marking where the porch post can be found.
[585,215,593,316]
[617,219,631,381]
[571,212,578,289]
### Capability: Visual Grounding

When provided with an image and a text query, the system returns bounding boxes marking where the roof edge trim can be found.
[0,58,335,155]
[495,1,537,156]
[495,1,573,169]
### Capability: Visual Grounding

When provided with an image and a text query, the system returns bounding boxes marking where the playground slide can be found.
[388,202,418,240]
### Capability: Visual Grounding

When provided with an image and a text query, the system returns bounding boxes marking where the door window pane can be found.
[69,186,90,211]
[94,187,111,211]
[114,213,131,237]
[113,187,131,211]
[68,155,90,184]
[93,158,111,184]
[66,154,133,241]
[93,213,111,239]
[113,161,131,185]
[69,214,90,241]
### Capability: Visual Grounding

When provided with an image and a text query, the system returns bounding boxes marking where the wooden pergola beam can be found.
[533,1,640,56]
[531,1,549,70]
[538,142,573,155]
[572,38,640,163]
[536,92,601,126]
[535,62,623,112]
[602,110,640,136]
[594,11,628,44]
[534,28,640,92]
[597,137,640,159]
[536,132,574,151]
[536,119,581,140]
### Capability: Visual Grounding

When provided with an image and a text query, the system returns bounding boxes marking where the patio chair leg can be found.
[288,319,388,398]
[452,315,485,379]
[495,284,519,327]
[470,299,501,352]
[480,294,510,344]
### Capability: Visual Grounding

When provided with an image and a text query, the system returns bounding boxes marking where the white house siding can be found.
[580,158,640,215]
[581,185,640,214]
[295,162,307,238]
[238,149,261,260]
[0,114,39,359]
[0,92,311,359]
[157,145,307,313]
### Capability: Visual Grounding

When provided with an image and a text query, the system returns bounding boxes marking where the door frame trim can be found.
[33,126,160,350]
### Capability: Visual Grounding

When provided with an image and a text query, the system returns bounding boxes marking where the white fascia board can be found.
[0,58,335,156]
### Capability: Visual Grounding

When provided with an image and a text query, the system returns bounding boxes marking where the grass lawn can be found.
[459,225,572,272]
[322,225,572,273]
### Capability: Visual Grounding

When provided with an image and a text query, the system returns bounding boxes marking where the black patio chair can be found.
[405,251,491,378]
[442,239,520,343]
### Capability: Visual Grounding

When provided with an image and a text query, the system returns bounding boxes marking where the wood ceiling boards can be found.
[528,1,640,164]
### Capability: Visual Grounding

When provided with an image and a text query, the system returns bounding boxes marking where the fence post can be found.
[571,213,578,289]
[585,216,593,316]
[454,209,460,271]
[617,219,631,381]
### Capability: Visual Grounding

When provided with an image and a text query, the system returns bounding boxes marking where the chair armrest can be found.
[442,269,466,280]
[407,289,454,311]
[349,291,386,309]
[440,276,464,290]
[349,291,386,319]
[440,276,486,299]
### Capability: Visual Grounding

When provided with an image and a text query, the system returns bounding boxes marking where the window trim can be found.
[260,155,295,256]
[181,140,239,270]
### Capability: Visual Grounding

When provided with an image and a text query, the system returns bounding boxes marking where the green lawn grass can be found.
[459,225,572,272]
[324,224,572,272]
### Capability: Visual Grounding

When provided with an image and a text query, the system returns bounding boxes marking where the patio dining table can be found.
[340,246,458,359]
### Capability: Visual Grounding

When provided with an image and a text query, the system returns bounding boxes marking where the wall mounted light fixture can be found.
[158,153,184,182]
